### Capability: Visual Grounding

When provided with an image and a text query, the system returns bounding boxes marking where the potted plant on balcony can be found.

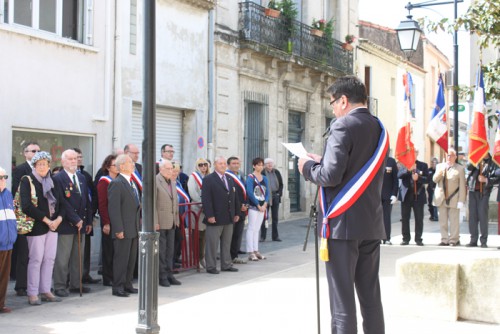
[311,18,326,37]
[265,0,281,18]
[343,34,356,51]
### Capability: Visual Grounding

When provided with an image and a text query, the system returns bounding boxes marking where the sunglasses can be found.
[25,150,40,153]
[198,163,208,167]
[0,175,8,180]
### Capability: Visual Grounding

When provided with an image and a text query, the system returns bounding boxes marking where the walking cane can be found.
[78,228,82,297]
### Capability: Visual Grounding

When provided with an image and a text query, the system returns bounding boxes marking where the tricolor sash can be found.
[225,170,247,200]
[130,170,143,192]
[191,171,203,189]
[247,174,267,220]
[176,180,190,203]
[99,175,113,185]
[319,118,389,260]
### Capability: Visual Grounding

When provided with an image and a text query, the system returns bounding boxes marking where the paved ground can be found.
[1,203,499,333]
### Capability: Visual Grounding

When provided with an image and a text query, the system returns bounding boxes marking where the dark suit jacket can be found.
[108,174,140,239]
[303,107,387,240]
[226,171,248,218]
[381,157,398,200]
[397,160,429,204]
[53,170,93,234]
[135,163,143,177]
[467,157,499,194]
[262,168,283,197]
[202,171,241,226]
[12,161,33,196]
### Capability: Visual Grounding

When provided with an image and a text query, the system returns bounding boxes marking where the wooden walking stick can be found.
[479,162,483,197]
[78,228,82,297]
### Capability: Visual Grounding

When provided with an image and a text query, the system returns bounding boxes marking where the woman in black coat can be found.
[20,151,65,305]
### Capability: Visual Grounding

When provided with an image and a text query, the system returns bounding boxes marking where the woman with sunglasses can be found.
[20,152,65,305]
[187,158,210,268]
[0,167,17,313]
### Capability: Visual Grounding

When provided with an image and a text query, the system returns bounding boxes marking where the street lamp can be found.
[395,0,463,152]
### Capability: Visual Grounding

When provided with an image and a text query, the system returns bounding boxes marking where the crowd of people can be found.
[0,141,284,311]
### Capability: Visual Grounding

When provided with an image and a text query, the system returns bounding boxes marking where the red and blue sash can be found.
[247,174,267,219]
[320,119,389,241]
[98,175,113,185]
[176,180,190,203]
[225,170,247,200]
[130,170,143,192]
[191,171,203,189]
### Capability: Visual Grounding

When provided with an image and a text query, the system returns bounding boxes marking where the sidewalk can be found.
[1,205,499,333]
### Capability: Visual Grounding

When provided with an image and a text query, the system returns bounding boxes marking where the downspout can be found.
[207,9,215,161]
[112,0,122,151]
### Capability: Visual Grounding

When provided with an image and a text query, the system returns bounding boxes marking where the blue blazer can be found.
[53,170,93,234]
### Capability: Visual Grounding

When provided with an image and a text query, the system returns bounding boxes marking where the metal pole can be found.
[453,0,459,151]
[136,0,160,333]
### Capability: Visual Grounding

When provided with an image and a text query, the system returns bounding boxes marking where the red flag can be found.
[395,72,416,170]
[468,67,489,167]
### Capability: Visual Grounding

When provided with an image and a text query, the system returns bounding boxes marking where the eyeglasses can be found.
[25,150,40,153]
[329,97,341,106]
[198,163,208,167]
[0,175,8,180]
[164,150,175,154]
[129,151,140,155]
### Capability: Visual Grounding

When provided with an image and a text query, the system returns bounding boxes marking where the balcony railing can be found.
[238,2,353,75]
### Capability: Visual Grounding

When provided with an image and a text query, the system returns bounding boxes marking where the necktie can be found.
[221,175,228,191]
[130,180,140,204]
[72,174,80,194]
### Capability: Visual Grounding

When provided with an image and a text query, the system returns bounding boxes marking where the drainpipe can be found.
[207,9,215,161]
[112,0,122,151]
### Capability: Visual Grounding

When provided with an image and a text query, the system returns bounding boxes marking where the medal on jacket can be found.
[319,118,389,262]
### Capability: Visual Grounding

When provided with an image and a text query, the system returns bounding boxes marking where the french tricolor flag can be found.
[426,73,448,152]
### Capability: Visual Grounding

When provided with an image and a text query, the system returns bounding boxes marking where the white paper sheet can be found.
[281,142,312,160]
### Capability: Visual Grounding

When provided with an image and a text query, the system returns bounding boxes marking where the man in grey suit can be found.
[202,156,241,274]
[155,160,181,287]
[108,154,140,297]
[299,76,387,334]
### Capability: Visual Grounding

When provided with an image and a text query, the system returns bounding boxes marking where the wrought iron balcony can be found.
[238,1,353,75]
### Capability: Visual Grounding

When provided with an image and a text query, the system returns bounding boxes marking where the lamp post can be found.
[395,0,463,151]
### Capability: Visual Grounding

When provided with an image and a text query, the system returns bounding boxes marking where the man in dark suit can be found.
[299,76,387,334]
[261,158,283,242]
[73,147,100,284]
[202,156,241,274]
[398,150,429,246]
[226,156,248,264]
[108,154,140,297]
[52,149,93,297]
[10,141,40,296]
[381,156,398,245]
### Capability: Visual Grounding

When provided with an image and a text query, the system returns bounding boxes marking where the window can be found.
[12,129,95,175]
[244,102,269,174]
[2,0,93,45]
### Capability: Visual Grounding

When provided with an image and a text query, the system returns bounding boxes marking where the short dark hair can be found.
[23,141,39,150]
[161,144,173,152]
[101,154,117,175]
[252,157,264,167]
[72,147,82,154]
[327,76,367,105]
[227,156,239,165]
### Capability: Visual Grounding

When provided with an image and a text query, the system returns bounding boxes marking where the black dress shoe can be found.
[416,241,424,246]
[15,289,27,297]
[450,241,460,247]
[221,267,239,272]
[82,276,101,284]
[103,281,112,287]
[400,241,409,245]
[272,238,282,242]
[54,289,69,297]
[465,243,478,247]
[112,290,129,297]
[481,244,488,248]
[159,279,170,287]
[168,277,182,285]
[206,268,220,274]
[69,286,91,293]
[238,250,246,255]
[438,242,449,246]
[124,287,138,294]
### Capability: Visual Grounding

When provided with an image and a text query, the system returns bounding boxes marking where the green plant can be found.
[324,19,335,50]
[267,0,279,10]
[345,34,356,44]
[312,18,326,30]
[279,0,298,35]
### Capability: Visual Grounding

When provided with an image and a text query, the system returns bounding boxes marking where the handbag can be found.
[13,175,38,234]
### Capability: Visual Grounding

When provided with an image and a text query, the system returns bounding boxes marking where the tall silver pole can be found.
[136,0,160,332]
[453,0,459,151]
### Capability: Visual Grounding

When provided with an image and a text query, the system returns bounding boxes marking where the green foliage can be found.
[267,1,279,10]
[324,19,335,50]
[279,0,299,35]
[419,0,499,102]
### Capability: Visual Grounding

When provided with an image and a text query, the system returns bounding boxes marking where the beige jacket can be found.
[432,162,466,208]
[155,173,179,230]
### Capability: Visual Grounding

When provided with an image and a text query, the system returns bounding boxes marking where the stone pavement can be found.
[0,203,499,333]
